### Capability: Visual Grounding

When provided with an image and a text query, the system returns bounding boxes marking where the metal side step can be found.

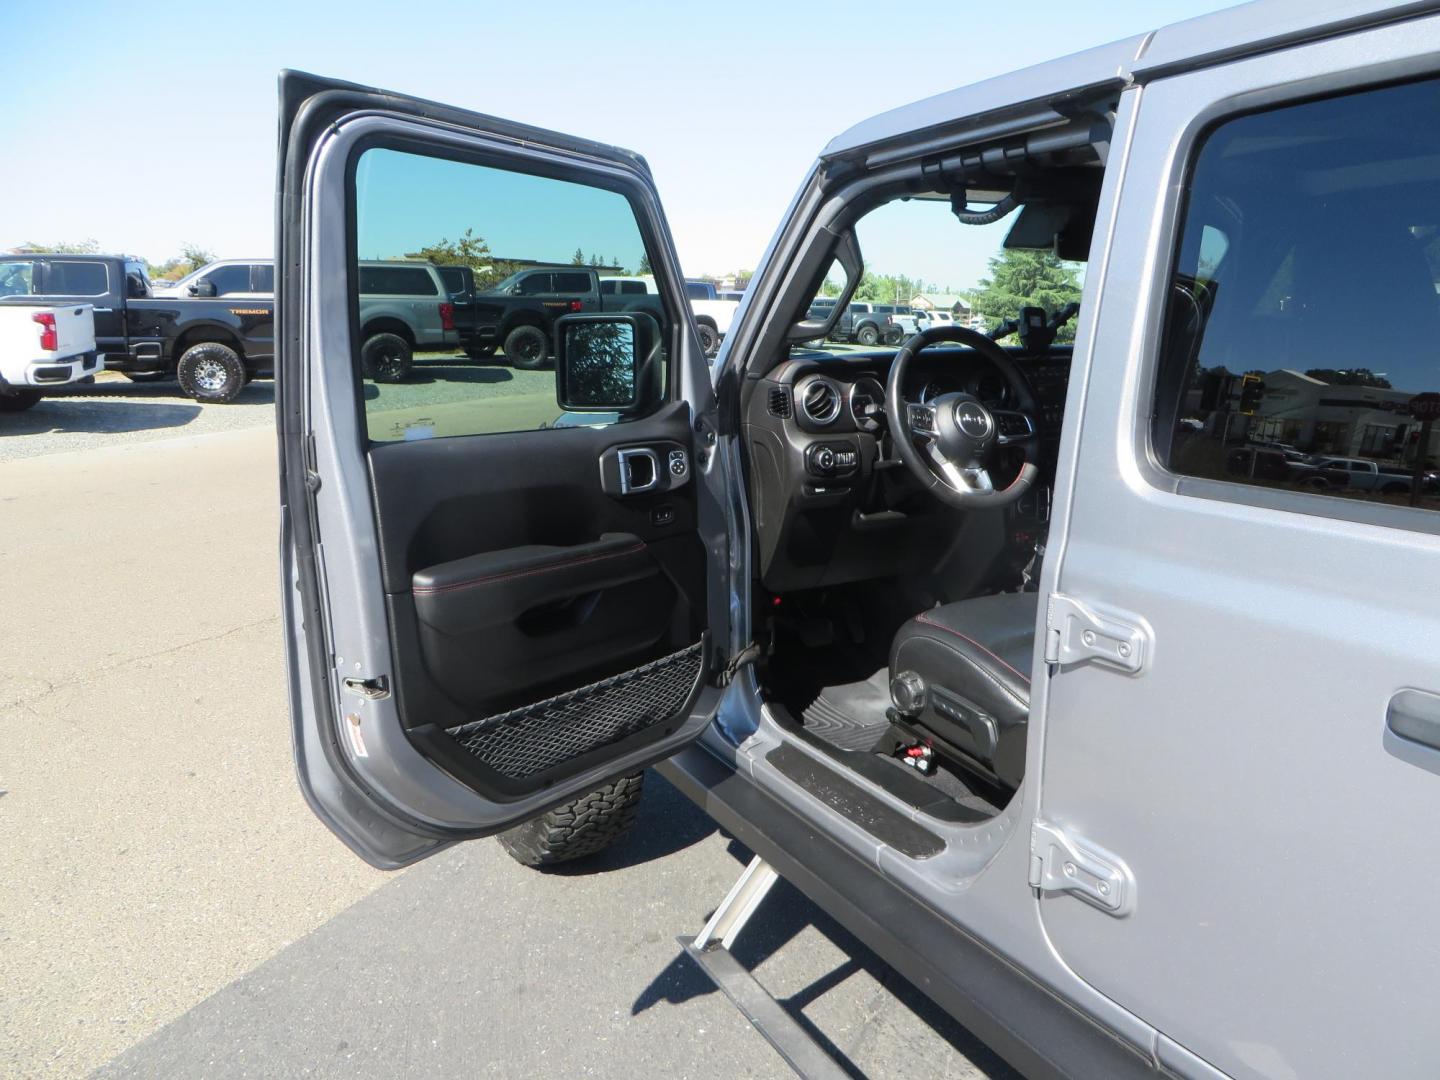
[678,856,850,1080]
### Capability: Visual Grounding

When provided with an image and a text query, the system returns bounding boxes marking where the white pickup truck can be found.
[597,275,739,356]
[0,303,99,412]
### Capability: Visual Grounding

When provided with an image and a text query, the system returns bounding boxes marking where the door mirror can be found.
[189,279,217,298]
[555,314,640,411]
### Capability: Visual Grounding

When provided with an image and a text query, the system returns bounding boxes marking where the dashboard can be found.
[742,346,1072,592]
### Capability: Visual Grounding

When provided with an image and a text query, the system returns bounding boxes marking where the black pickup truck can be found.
[465,266,662,369]
[0,253,273,402]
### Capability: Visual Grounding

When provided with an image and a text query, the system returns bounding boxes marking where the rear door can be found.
[276,72,731,868]
[1036,22,1440,1079]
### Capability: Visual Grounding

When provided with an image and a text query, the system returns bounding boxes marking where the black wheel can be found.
[503,324,550,370]
[697,321,720,357]
[176,342,246,403]
[464,342,497,360]
[361,332,413,383]
[857,324,880,346]
[122,371,169,382]
[0,388,42,412]
[497,773,645,868]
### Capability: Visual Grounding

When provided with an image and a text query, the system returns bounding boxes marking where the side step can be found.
[678,856,850,1080]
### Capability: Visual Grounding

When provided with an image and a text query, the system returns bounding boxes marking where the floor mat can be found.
[799,668,893,753]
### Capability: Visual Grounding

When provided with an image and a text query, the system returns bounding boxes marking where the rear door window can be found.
[252,264,275,292]
[45,261,109,296]
[1151,77,1440,517]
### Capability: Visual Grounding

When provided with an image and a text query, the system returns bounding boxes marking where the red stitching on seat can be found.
[413,543,646,595]
[913,611,1031,684]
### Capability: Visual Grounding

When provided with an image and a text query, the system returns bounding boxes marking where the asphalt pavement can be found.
[1,369,1014,1079]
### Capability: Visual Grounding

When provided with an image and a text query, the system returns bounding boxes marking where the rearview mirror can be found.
[189,280,217,298]
[555,314,641,411]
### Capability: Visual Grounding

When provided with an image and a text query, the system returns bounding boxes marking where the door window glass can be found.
[252,264,274,292]
[0,260,37,295]
[1153,79,1440,515]
[351,147,668,442]
[46,261,108,296]
[206,265,252,295]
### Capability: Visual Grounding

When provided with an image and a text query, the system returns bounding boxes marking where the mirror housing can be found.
[555,314,643,412]
[189,279,217,298]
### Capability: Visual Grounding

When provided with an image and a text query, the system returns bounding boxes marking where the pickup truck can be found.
[682,279,739,356]
[1311,455,1439,495]
[595,275,738,357]
[0,253,272,403]
[473,267,662,368]
[0,300,99,411]
[831,301,904,346]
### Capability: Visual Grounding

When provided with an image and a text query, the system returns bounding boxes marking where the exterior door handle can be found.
[1387,689,1440,752]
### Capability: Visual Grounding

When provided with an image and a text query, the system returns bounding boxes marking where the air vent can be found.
[797,377,842,426]
[767,386,792,419]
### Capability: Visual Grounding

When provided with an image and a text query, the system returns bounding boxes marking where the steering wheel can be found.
[884,325,1041,509]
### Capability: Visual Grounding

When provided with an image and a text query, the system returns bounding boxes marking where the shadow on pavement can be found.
[3,396,204,436]
[539,768,719,877]
[632,835,1019,1079]
[402,362,517,386]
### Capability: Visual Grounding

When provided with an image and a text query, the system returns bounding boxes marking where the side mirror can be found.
[555,314,641,412]
[189,280,216,298]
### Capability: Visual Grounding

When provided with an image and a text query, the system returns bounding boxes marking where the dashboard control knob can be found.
[816,447,836,471]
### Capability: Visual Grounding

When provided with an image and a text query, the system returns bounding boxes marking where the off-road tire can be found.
[0,388,42,412]
[857,324,880,346]
[697,321,720,357]
[361,333,414,383]
[497,772,645,867]
[176,342,246,403]
[464,342,497,360]
[503,324,549,370]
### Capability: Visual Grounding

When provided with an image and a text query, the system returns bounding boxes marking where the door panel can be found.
[276,71,729,865]
[1038,23,1440,1080]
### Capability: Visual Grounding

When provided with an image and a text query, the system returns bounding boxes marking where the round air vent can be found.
[796,376,842,425]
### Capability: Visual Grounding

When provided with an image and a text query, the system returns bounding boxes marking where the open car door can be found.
[275,72,732,868]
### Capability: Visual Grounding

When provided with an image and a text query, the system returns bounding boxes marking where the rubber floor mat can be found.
[799,668,894,752]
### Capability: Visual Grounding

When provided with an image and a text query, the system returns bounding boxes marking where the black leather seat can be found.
[888,593,1037,789]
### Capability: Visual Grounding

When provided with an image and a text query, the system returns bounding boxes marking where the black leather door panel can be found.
[366,402,704,733]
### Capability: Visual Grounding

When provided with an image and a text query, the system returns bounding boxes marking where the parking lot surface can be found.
[1,377,1012,1079]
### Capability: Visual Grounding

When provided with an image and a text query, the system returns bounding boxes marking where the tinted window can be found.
[685,282,712,300]
[252,264,274,292]
[437,267,467,294]
[1154,79,1440,515]
[352,147,668,441]
[206,265,252,295]
[0,260,38,296]
[358,265,439,296]
[47,261,108,296]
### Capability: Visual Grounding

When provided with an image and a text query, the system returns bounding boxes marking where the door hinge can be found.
[1044,592,1149,674]
[342,674,390,700]
[1029,819,1135,917]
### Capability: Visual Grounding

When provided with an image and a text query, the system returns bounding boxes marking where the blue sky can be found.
[0,0,1236,290]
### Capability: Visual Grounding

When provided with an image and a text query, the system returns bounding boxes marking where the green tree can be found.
[971,249,1082,340]
[179,243,214,273]
[572,247,586,265]
[637,252,652,275]
[413,228,515,288]
[8,238,100,254]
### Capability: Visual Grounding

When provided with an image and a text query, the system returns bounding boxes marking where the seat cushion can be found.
[889,593,1037,789]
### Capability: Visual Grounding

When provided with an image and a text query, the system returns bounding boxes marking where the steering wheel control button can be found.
[908,404,937,434]
[805,441,860,479]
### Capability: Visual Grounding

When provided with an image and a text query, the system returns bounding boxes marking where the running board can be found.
[678,856,850,1080]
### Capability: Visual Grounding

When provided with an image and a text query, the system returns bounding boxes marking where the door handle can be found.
[1387,689,1440,751]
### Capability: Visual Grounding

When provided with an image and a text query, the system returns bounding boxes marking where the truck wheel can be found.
[497,772,644,868]
[361,333,413,383]
[503,325,549,370]
[176,342,246,403]
[857,324,880,346]
[464,343,497,361]
[0,389,42,412]
[697,321,720,357]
